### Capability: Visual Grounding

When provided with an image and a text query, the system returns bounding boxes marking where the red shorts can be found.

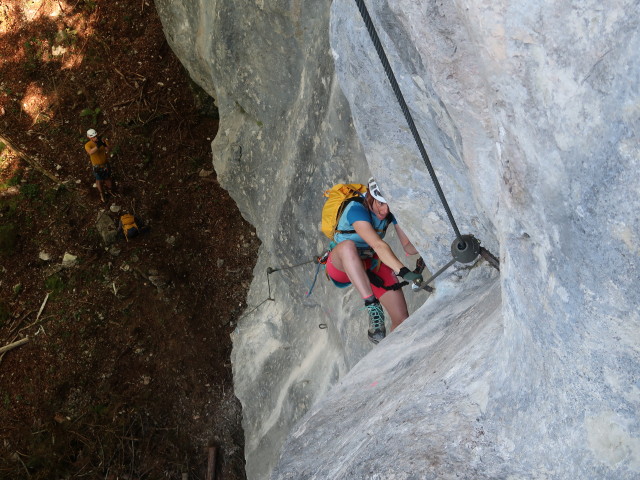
[326,251,398,299]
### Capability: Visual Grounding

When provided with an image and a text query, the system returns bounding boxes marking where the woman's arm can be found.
[395,224,418,255]
[353,220,406,274]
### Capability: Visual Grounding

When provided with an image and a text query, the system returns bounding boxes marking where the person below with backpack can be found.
[325,178,423,344]
[85,128,112,203]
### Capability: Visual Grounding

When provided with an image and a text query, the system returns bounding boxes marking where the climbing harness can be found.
[354,0,500,289]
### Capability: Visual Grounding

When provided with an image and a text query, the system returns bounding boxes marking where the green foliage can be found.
[12,283,23,296]
[0,172,22,191]
[0,224,17,255]
[20,183,40,199]
[43,184,68,204]
[7,174,20,186]
[55,28,78,46]
[80,0,97,11]
[45,274,66,295]
[23,37,45,74]
[80,107,101,125]
[0,141,5,154]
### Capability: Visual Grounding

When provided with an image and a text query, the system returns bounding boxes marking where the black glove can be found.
[96,137,106,148]
[414,256,425,274]
[398,267,423,284]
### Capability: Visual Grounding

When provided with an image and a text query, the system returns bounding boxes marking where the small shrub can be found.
[7,174,21,186]
[43,185,67,203]
[55,28,78,47]
[1,173,22,191]
[23,37,45,74]
[81,0,97,11]
[80,107,101,124]
[20,183,40,199]
[45,274,65,294]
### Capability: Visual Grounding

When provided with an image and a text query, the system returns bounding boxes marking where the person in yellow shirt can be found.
[85,128,112,202]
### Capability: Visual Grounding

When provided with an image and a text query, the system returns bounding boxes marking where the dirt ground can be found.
[0,1,256,479]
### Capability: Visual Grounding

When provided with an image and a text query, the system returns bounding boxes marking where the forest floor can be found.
[0,1,255,479]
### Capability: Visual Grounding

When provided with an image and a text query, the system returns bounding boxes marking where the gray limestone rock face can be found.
[154,2,426,479]
[273,0,640,478]
[155,0,640,479]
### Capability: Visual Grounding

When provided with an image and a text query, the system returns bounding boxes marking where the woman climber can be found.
[326,178,423,344]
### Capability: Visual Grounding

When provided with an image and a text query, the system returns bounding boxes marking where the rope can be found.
[354,0,464,245]
[305,262,323,297]
[238,261,328,329]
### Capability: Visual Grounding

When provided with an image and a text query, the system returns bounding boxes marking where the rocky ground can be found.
[0,1,255,479]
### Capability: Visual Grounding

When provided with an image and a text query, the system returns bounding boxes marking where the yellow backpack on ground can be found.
[321,183,368,240]
[120,214,139,241]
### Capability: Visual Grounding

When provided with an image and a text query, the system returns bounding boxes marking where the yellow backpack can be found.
[120,214,139,241]
[321,183,368,239]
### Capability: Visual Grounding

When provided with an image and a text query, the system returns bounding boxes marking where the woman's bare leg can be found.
[330,240,373,299]
[379,289,409,331]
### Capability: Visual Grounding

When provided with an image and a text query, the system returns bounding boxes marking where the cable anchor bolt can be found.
[451,234,481,264]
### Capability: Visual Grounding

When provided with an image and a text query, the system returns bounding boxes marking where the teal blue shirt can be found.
[333,197,396,248]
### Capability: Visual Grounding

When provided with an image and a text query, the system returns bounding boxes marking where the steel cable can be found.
[354,0,464,244]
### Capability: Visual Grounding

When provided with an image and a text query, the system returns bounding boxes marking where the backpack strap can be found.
[334,196,366,235]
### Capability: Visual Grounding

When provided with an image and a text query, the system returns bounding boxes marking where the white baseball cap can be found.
[368,177,387,203]
[87,129,97,138]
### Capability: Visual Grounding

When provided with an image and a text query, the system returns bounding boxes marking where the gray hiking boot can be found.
[366,301,386,344]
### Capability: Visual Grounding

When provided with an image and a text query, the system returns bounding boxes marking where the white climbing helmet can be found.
[86,128,97,138]
[368,177,387,203]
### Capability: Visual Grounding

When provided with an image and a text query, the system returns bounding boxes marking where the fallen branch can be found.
[111,97,137,109]
[0,337,29,355]
[36,293,50,321]
[0,133,64,185]
[113,68,135,90]
[8,309,35,336]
